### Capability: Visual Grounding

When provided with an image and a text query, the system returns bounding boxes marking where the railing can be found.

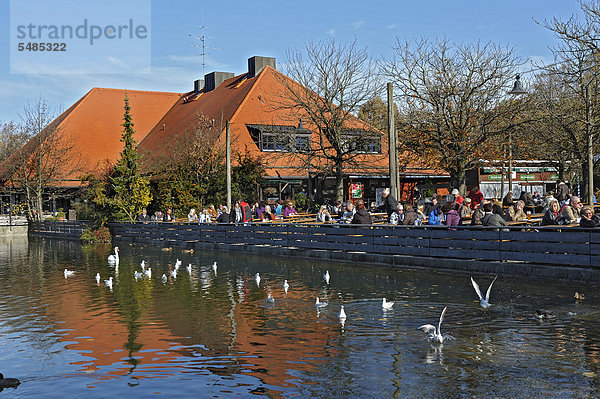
[29,221,93,240]
[108,222,600,269]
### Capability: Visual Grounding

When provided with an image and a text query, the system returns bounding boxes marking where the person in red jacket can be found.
[468,186,484,209]
[238,199,252,223]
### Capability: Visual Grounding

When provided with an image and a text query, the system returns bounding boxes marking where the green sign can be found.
[520,174,535,180]
[550,174,559,180]
[488,175,503,180]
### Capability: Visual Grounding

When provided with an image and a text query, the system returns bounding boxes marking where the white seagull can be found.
[315,297,328,308]
[108,247,119,264]
[186,264,192,275]
[64,269,75,278]
[471,276,498,309]
[338,305,347,320]
[324,270,330,284]
[144,267,151,279]
[382,298,394,310]
[170,268,177,279]
[95,273,101,284]
[140,260,146,269]
[418,307,449,344]
[104,276,113,289]
[266,294,275,303]
[283,280,289,293]
[255,273,261,286]
[212,261,218,274]
[161,274,168,283]
[134,270,143,280]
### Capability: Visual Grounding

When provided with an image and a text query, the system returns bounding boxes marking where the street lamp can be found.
[507,74,528,193]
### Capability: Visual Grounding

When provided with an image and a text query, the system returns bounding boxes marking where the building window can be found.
[247,124,311,153]
[340,133,382,154]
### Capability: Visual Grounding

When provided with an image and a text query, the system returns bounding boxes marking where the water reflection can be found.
[0,237,600,397]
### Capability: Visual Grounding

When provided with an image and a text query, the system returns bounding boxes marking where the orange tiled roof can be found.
[0,87,181,186]
[139,66,392,178]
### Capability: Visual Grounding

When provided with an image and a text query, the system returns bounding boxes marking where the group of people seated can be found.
[136,182,599,228]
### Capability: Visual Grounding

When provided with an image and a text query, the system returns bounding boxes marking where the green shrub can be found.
[81,226,112,244]
[294,192,309,211]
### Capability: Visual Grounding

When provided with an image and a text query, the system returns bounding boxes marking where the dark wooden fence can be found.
[108,222,600,269]
[29,221,93,240]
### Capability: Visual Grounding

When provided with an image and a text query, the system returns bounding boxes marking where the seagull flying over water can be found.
[418,307,449,344]
[471,276,497,309]
[382,298,394,310]
[64,269,75,278]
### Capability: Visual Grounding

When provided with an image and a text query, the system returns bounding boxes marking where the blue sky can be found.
[0,0,581,121]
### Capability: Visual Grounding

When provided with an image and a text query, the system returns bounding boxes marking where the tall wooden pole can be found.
[226,121,232,210]
[387,83,399,200]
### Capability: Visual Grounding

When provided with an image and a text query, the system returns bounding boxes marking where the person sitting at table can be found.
[351,199,372,224]
[216,206,231,223]
[187,208,198,222]
[275,200,284,219]
[262,205,276,222]
[532,191,542,205]
[445,203,461,227]
[416,204,426,224]
[520,192,536,208]
[541,199,568,226]
[503,191,515,207]
[402,204,418,226]
[580,206,600,227]
[459,198,472,220]
[451,188,464,206]
[428,204,444,225]
[541,192,556,213]
[283,202,298,218]
[470,199,486,226]
[505,200,527,222]
[481,202,508,227]
[316,205,332,223]
[138,208,151,222]
[389,203,404,225]
[198,208,211,224]
[561,195,583,223]
[341,202,356,224]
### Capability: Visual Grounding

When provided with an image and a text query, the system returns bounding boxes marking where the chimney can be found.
[194,79,204,92]
[204,71,234,92]
[248,56,276,78]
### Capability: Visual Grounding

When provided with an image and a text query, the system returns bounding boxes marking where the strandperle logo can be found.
[15,19,148,45]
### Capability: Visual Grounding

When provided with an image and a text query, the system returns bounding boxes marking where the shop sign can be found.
[550,174,559,180]
[488,175,503,180]
[520,174,535,180]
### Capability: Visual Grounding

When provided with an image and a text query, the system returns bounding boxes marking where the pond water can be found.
[1,237,600,398]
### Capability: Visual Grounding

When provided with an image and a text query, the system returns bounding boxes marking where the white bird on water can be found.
[266,293,275,303]
[104,277,113,289]
[324,270,330,284]
[108,247,119,264]
[315,297,328,308]
[382,298,394,310]
[134,270,143,280]
[418,307,449,344]
[161,274,168,283]
[212,261,217,274]
[175,259,182,271]
[64,269,75,278]
[283,280,289,293]
[255,273,261,286]
[338,305,347,320]
[140,260,146,269]
[95,273,101,284]
[471,276,498,309]
[144,267,151,279]
[170,268,177,279]
[186,264,192,275]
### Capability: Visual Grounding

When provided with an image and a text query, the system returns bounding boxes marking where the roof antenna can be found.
[188,10,222,77]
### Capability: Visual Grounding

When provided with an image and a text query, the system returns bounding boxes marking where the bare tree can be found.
[0,121,30,163]
[381,38,526,194]
[5,97,78,221]
[273,38,385,202]
[542,0,600,204]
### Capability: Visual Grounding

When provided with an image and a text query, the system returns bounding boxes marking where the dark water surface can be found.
[1,237,600,398]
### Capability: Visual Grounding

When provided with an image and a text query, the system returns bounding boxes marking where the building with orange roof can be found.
[0,55,449,215]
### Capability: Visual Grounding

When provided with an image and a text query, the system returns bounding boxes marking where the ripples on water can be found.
[1,237,600,398]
